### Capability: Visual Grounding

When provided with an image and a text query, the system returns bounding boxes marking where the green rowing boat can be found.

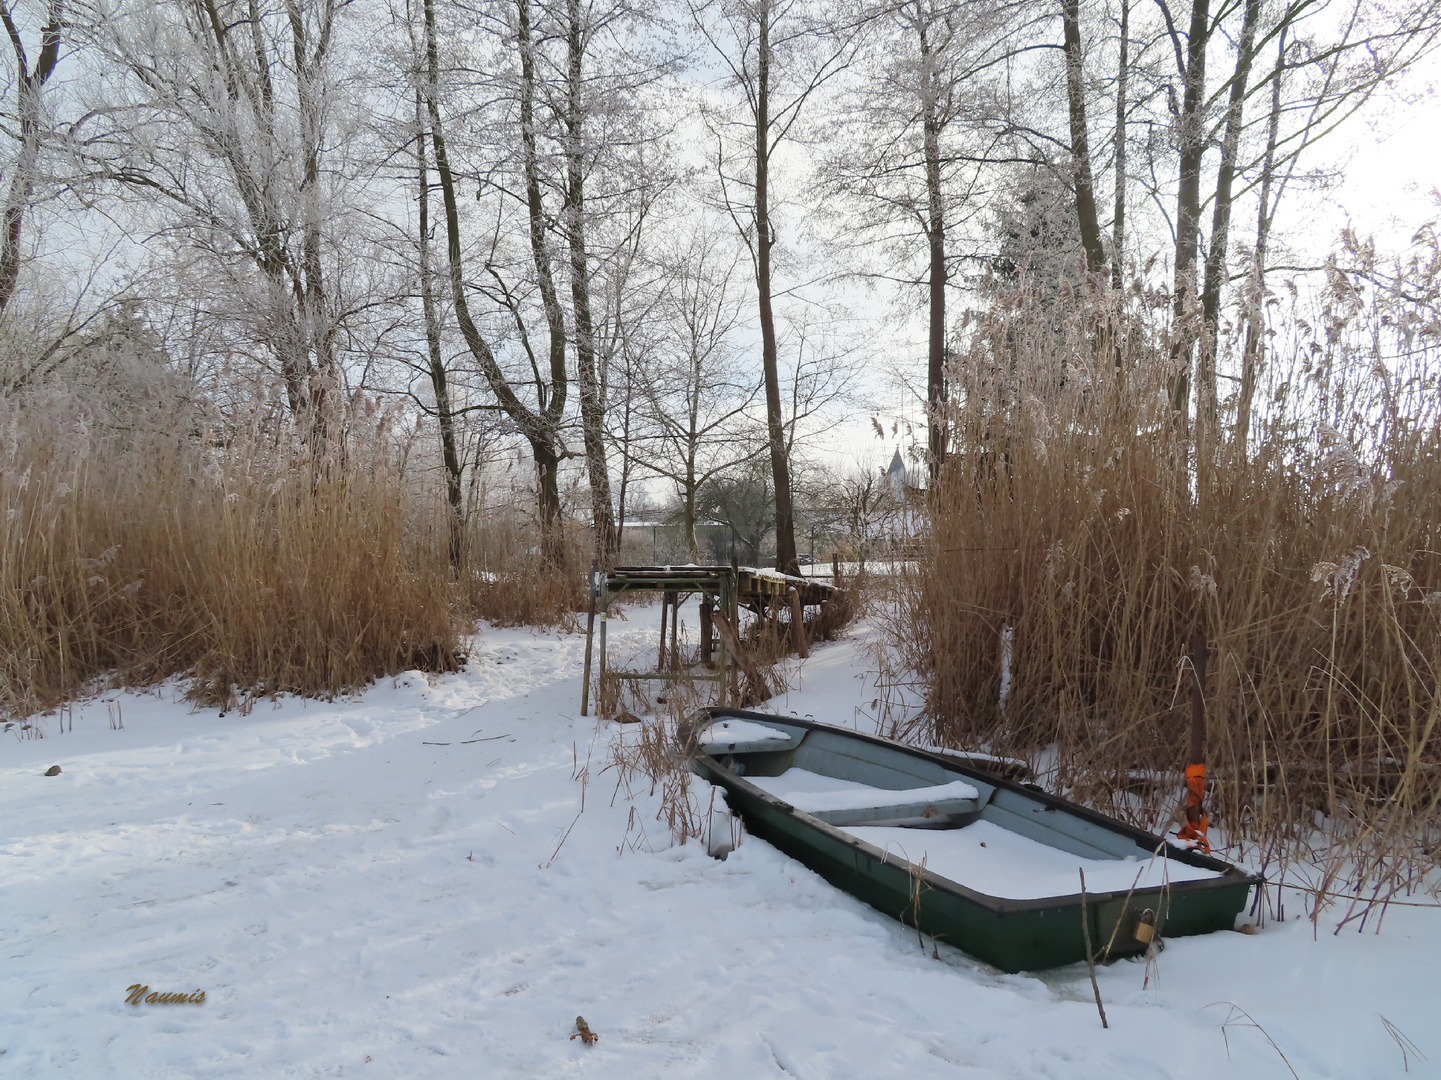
[688,708,1259,973]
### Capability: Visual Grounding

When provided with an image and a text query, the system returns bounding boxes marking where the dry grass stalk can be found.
[1380,1014,1426,1072]
[1078,868,1109,1029]
[604,678,707,847]
[600,595,814,845]
[454,511,587,630]
[1212,1002,1301,1080]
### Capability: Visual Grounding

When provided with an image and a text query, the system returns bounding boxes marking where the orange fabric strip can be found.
[1177,763,1210,853]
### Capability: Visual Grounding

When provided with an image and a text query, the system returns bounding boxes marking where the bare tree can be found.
[556,0,613,559]
[595,207,656,542]
[693,0,858,576]
[826,0,1044,481]
[810,458,904,571]
[87,0,356,440]
[542,0,672,560]
[413,83,465,568]
[0,0,61,321]
[413,0,575,559]
[1154,0,1441,430]
[1109,0,1128,291]
[1060,0,1105,276]
[628,228,762,558]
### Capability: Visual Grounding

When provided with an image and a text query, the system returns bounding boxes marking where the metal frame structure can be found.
[579,565,838,716]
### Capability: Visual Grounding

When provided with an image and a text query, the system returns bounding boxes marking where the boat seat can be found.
[808,796,981,828]
[698,718,804,755]
[774,777,985,827]
[702,735,804,754]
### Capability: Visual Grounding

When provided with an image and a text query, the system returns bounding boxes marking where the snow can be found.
[740,564,794,581]
[697,717,793,746]
[3,598,1440,1079]
[748,768,980,813]
[925,746,1031,771]
[745,769,1211,896]
[844,821,1218,900]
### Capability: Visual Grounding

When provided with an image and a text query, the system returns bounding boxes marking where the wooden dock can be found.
[580,566,842,716]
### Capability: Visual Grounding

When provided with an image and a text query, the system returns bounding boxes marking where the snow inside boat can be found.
[689,709,1259,972]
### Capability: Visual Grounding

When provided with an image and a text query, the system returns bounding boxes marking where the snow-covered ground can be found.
[3,603,1438,1078]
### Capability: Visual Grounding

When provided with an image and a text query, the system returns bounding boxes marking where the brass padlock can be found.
[1133,908,1156,945]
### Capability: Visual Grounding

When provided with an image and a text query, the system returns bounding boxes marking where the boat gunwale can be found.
[691,707,1261,916]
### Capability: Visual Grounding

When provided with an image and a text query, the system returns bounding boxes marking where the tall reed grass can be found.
[1,390,465,717]
[459,540,587,630]
[901,242,1441,900]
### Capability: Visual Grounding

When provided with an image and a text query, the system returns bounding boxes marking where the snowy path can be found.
[2,604,1438,1078]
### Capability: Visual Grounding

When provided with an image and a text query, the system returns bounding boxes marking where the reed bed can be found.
[459,548,587,630]
[0,390,468,718]
[898,250,1441,905]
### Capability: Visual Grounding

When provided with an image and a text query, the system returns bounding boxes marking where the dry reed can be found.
[600,592,832,845]
[459,551,586,631]
[898,241,1441,904]
[1,389,464,717]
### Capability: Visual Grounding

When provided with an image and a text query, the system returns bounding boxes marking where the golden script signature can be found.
[125,984,206,1005]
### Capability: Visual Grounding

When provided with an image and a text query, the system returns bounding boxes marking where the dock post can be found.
[580,561,598,716]
[700,598,714,667]
[726,572,740,702]
[670,590,680,669]
[788,586,809,658]
[717,572,731,705]
[596,578,609,717]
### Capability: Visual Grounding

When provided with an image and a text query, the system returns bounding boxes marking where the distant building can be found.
[886,448,908,494]
[885,447,925,548]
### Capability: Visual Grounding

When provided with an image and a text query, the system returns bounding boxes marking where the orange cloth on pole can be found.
[1176,762,1210,853]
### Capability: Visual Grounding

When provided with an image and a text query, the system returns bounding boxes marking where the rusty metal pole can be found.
[1188,630,1208,767]
[1179,630,1211,851]
[580,561,598,716]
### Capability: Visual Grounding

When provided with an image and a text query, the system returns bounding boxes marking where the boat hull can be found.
[691,709,1258,973]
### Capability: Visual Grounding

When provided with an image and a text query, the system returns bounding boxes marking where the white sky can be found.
[1328,89,1441,246]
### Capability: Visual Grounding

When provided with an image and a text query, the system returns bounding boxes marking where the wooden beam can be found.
[711,610,772,704]
[788,586,809,658]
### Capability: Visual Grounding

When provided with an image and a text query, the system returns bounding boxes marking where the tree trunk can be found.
[415,87,465,570]
[563,0,617,561]
[754,0,799,577]
[684,475,699,561]
[423,0,563,560]
[1061,0,1105,277]
[1197,0,1262,436]
[516,0,569,434]
[613,353,633,545]
[0,0,61,321]
[1169,0,1212,422]
[920,18,948,485]
[532,437,563,559]
[1110,0,1128,293]
[286,0,338,443]
[1234,34,1285,458]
